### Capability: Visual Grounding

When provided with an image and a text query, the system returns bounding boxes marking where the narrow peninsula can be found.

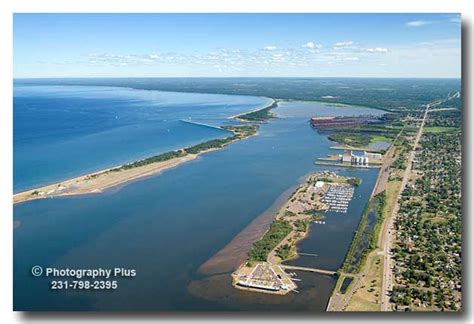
[230,99,278,121]
[232,171,360,295]
[13,125,259,204]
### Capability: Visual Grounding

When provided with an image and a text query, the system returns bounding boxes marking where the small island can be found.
[232,171,360,295]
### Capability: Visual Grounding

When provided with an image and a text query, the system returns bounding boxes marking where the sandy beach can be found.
[13,154,199,204]
[13,125,260,205]
[228,98,278,120]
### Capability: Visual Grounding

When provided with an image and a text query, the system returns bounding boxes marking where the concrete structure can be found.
[233,262,297,294]
[340,150,369,166]
[352,155,369,165]
[310,115,380,129]
[364,151,382,159]
[342,150,353,163]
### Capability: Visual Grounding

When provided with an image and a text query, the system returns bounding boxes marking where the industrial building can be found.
[364,151,382,159]
[310,115,381,129]
[340,150,369,166]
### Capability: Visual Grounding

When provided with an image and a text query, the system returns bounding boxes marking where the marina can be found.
[315,161,381,169]
[12,12,462,313]
[14,93,383,311]
[321,185,355,213]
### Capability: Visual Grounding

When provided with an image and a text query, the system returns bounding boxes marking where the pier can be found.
[315,161,380,169]
[330,145,384,153]
[280,265,337,276]
[179,119,224,130]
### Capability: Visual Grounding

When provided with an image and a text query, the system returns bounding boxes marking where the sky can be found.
[13,13,461,78]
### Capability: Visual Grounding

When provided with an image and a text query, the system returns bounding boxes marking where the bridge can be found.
[280,265,337,276]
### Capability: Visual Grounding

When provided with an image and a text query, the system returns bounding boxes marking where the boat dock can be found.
[315,161,380,169]
[321,184,354,213]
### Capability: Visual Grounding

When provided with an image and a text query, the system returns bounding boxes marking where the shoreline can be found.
[14,97,281,205]
[228,98,278,121]
[17,80,392,113]
[13,154,198,205]
[13,126,258,205]
[198,181,301,276]
[325,123,404,311]
[231,172,357,295]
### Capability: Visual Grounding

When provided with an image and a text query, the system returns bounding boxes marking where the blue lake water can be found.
[14,85,271,192]
[13,87,385,311]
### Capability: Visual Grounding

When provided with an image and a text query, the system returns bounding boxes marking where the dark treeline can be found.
[18,78,461,112]
[112,150,186,171]
[248,220,292,262]
[236,101,278,121]
[110,125,259,171]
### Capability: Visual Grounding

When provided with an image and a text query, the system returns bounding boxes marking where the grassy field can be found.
[346,254,383,311]
[383,177,402,221]
[369,135,392,145]
[423,126,457,134]
[344,159,403,311]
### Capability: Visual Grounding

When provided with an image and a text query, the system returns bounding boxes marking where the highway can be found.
[380,103,429,311]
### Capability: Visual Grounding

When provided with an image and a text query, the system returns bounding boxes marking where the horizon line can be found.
[14,76,462,80]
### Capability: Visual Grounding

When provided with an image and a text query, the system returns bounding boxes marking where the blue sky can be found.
[13,13,461,78]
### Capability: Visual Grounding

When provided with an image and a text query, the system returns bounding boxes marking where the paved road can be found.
[326,254,373,311]
[379,91,458,310]
[428,107,458,113]
[371,125,405,198]
[326,126,405,312]
[327,92,457,312]
[380,104,429,311]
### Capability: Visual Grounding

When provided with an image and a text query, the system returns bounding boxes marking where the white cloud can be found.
[333,41,354,50]
[302,41,322,49]
[343,57,360,61]
[406,20,433,27]
[61,36,457,77]
[366,47,389,53]
[263,45,277,51]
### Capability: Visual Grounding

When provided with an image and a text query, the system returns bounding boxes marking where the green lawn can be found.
[369,135,392,145]
[423,127,457,134]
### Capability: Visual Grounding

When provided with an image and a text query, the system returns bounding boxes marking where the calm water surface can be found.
[14,94,384,311]
[14,85,271,192]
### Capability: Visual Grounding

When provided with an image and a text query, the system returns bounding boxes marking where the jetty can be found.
[280,265,337,276]
[315,161,380,169]
[179,119,223,130]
